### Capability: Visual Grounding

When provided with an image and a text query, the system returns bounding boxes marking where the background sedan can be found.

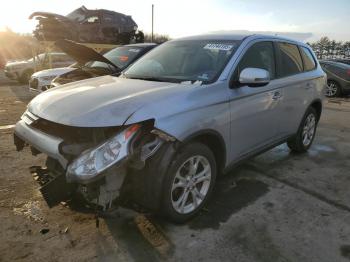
[320,60,350,97]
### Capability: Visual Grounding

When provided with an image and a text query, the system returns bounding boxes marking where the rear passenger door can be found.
[274,42,315,137]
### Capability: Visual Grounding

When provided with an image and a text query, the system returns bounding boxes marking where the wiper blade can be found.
[125,76,169,82]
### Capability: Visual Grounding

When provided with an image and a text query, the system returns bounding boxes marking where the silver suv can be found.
[14,34,326,222]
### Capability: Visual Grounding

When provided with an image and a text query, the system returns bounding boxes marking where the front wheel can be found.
[287,107,318,153]
[161,143,216,223]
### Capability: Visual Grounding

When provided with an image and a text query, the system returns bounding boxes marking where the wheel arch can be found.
[182,129,227,174]
[309,99,322,122]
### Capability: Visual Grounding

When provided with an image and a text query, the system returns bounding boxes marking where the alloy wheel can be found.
[302,114,316,146]
[326,82,338,97]
[171,155,211,214]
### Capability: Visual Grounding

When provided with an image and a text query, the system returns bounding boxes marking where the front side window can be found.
[236,41,275,79]
[300,46,316,71]
[124,40,241,83]
[277,42,303,77]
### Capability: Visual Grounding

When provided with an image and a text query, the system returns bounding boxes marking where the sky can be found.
[0,0,349,42]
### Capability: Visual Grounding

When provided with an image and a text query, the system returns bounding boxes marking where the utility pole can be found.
[151,4,154,43]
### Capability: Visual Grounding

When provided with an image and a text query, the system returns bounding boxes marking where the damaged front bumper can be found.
[14,112,167,211]
[14,117,67,167]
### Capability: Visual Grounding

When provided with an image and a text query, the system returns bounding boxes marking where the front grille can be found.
[29,78,39,88]
[30,116,120,144]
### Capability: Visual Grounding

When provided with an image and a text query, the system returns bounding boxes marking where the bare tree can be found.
[309,37,350,59]
[144,33,170,44]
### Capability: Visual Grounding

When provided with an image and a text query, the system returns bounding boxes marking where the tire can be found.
[326,80,341,97]
[161,142,217,223]
[287,107,318,153]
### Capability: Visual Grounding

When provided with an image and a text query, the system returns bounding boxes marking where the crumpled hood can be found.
[29,11,72,22]
[28,75,197,127]
[54,39,119,69]
[32,67,75,78]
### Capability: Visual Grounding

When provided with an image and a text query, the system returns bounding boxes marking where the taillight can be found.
[347,69,350,76]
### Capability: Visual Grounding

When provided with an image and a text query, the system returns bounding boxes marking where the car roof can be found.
[174,33,307,47]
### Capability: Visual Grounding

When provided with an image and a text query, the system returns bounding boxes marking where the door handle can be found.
[272,91,282,100]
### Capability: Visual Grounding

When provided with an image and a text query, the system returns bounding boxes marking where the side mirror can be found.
[239,68,270,87]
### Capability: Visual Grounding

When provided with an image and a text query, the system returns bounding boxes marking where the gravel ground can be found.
[0,72,350,262]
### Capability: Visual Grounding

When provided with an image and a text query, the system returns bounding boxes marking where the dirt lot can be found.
[0,71,350,262]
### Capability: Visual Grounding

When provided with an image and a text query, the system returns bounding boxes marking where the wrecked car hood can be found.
[29,11,72,22]
[55,39,119,69]
[27,75,200,127]
[32,67,75,78]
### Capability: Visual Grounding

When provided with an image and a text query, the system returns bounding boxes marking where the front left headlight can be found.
[67,124,140,183]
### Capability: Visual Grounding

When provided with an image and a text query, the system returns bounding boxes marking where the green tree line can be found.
[307,37,350,60]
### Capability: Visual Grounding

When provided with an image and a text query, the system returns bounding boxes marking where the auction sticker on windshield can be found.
[204,43,234,51]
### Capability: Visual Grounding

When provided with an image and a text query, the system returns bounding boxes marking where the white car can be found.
[29,67,75,92]
[4,53,74,84]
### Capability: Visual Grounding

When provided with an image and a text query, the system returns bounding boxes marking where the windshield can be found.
[87,46,144,70]
[123,40,240,83]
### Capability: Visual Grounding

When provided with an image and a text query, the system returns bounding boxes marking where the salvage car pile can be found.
[29,40,156,92]
[30,6,144,44]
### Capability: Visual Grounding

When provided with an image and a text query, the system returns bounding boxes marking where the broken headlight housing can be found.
[66,124,140,183]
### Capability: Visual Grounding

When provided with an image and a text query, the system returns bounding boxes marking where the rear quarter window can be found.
[277,42,303,77]
[300,46,316,71]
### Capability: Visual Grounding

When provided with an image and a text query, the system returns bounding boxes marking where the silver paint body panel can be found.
[18,34,326,169]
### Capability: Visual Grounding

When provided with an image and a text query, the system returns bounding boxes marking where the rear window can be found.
[277,42,303,77]
[300,46,316,71]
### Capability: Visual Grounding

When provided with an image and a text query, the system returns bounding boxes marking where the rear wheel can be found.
[326,80,341,97]
[287,107,318,153]
[161,143,216,223]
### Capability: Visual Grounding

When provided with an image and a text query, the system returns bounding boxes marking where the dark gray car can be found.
[320,60,350,97]
[14,34,326,222]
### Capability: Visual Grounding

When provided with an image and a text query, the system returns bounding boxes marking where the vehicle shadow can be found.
[67,144,304,260]
[100,165,271,261]
[187,172,269,230]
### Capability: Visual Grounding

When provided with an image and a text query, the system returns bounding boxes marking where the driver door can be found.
[228,41,283,160]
